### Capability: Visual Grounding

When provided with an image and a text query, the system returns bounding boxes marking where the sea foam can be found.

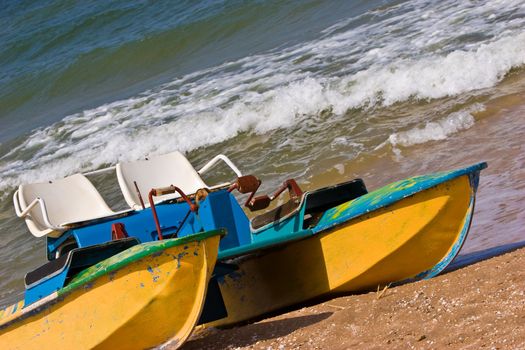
[1,0,524,197]
[388,104,485,148]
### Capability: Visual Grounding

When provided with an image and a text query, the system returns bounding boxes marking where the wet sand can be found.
[305,88,525,254]
[182,246,525,349]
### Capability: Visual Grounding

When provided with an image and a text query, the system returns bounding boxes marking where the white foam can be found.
[1,0,525,197]
[388,104,485,148]
[334,163,345,175]
[343,34,525,107]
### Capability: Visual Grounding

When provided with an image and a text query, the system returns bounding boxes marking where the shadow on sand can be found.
[183,312,333,349]
[445,240,525,273]
[182,241,525,349]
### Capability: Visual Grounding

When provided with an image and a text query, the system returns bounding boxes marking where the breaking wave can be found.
[388,104,485,148]
[1,0,525,196]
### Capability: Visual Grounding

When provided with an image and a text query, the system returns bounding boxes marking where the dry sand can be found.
[182,247,525,349]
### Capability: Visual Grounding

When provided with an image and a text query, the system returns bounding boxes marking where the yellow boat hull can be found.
[208,174,475,327]
[0,231,222,350]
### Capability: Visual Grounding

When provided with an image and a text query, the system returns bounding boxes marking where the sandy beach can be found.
[183,246,525,349]
[1,2,524,350]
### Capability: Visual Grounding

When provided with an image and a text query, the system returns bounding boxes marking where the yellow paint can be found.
[0,235,220,350]
[207,175,471,327]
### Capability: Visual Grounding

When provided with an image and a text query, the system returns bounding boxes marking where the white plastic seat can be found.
[116,152,207,210]
[14,174,120,238]
[116,151,242,210]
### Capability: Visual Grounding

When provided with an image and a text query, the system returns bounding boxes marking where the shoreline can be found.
[182,246,525,349]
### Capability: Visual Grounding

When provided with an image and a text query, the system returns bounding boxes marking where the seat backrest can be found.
[116,151,207,210]
[18,174,115,238]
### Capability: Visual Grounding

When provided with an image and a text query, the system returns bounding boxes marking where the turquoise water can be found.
[0,0,377,141]
[1,0,525,307]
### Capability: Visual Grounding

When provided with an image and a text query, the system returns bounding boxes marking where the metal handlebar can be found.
[269,179,304,202]
[228,176,303,212]
[148,185,197,240]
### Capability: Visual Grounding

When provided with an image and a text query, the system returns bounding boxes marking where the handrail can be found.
[84,154,241,179]
[13,190,64,231]
[12,189,23,217]
[148,185,197,240]
[82,166,116,177]
[198,154,242,178]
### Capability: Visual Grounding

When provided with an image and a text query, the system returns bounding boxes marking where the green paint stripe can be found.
[59,229,225,296]
[219,229,313,259]
[313,162,487,233]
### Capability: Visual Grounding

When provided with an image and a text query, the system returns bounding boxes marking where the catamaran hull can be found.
[0,231,222,350]
[207,171,479,327]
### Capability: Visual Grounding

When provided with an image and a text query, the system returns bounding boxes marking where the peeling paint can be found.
[316,162,487,233]
[0,232,222,349]
[175,252,189,269]
[108,271,117,281]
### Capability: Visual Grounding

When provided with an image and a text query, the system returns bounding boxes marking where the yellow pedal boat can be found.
[0,229,223,350]
[203,163,485,327]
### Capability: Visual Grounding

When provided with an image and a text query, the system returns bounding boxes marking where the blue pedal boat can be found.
[6,151,487,329]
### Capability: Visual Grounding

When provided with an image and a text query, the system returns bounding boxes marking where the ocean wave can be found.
[388,104,485,148]
[1,0,525,197]
[335,32,525,109]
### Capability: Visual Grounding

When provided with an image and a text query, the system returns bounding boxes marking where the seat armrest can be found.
[13,190,64,233]
[198,154,242,178]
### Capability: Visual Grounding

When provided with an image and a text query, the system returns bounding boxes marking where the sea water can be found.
[1,0,524,307]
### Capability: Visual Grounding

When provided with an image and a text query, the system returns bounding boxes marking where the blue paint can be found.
[23,162,487,309]
[45,191,240,259]
[60,162,487,265]
[219,228,313,260]
[313,162,487,233]
[175,251,189,268]
[46,232,74,259]
[412,171,481,280]
[198,191,251,250]
[24,268,69,305]
[68,202,202,249]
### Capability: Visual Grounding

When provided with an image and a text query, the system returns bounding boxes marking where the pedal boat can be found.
[0,230,223,350]
[205,162,486,326]
[1,170,224,349]
[110,153,487,327]
[4,150,487,332]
